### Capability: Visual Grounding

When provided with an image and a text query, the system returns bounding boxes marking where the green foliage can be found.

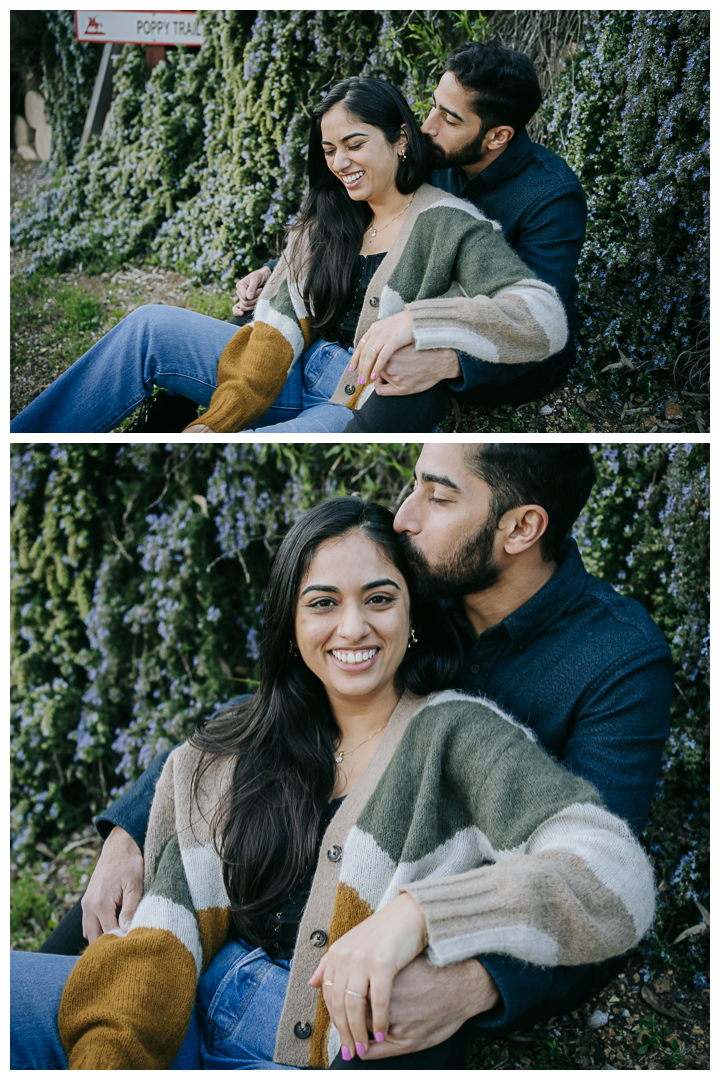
[40,10,103,167]
[10,444,708,981]
[11,10,485,279]
[547,11,709,387]
[572,444,709,979]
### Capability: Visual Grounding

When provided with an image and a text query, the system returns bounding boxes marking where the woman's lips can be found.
[329,647,379,671]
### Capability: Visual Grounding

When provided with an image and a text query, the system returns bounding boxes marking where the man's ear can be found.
[486,125,514,150]
[499,504,548,555]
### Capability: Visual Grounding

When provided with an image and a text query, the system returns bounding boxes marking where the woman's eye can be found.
[368,594,395,606]
[347,143,363,151]
[307,597,336,608]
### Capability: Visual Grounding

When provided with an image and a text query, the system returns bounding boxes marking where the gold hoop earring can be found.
[407,627,418,649]
[400,149,408,161]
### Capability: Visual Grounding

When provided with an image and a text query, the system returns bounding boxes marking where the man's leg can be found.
[10,305,239,433]
[38,898,86,956]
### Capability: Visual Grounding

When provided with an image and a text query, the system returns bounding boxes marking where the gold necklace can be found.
[368,193,414,239]
[334,722,389,764]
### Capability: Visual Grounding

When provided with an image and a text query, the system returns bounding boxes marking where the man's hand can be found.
[81,826,145,943]
[374,344,462,396]
[360,954,499,1061]
[232,266,272,315]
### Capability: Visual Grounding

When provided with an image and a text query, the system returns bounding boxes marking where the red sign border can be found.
[74,10,202,47]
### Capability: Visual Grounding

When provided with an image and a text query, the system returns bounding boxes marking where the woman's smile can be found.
[329,646,379,669]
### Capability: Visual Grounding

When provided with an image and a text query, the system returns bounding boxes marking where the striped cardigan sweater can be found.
[58,691,654,1069]
[193,183,568,432]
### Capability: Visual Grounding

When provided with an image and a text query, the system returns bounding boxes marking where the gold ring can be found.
[368,345,377,354]
[345,989,366,999]
[323,979,334,986]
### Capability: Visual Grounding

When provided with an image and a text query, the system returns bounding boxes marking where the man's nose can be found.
[421,113,435,137]
[394,494,417,535]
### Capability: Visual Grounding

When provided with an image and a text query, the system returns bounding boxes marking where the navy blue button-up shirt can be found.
[433,127,587,394]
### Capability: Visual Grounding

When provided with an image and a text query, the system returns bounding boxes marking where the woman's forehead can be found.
[302,532,402,583]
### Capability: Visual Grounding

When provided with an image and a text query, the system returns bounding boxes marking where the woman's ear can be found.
[398,124,410,155]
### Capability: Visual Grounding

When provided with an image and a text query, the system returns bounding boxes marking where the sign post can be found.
[75,11,203,144]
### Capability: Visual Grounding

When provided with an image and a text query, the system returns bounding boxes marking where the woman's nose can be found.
[337,602,369,640]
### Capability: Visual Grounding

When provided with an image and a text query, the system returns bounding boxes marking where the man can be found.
[43,444,673,1069]
[228,42,586,435]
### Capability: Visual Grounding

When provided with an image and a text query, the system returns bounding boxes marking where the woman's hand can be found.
[307,892,428,1062]
[184,424,215,433]
[348,310,414,388]
[232,266,272,315]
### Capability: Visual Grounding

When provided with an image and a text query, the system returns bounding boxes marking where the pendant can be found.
[335,752,344,764]
[370,229,377,237]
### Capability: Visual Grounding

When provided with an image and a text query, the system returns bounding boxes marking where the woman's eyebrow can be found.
[321,132,370,145]
[300,578,400,596]
[363,578,400,591]
[300,584,340,596]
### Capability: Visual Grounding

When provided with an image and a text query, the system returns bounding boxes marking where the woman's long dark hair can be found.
[289,77,432,337]
[191,497,460,948]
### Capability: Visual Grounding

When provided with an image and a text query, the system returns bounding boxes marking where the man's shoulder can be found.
[524,139,585,198]
[573,569,671,657]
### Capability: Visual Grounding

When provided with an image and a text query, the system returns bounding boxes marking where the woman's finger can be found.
[367,970,392,1045]
[344,985,371,1058]
[325,977,357,1062]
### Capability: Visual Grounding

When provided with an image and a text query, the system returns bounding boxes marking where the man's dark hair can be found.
[445,41,542,135]
[465,445,596,562]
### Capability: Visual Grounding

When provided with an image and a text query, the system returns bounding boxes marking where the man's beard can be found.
[398,518,501,601]
[424,126,489,171]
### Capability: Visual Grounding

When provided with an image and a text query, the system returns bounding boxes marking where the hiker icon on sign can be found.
[84,16,105,36]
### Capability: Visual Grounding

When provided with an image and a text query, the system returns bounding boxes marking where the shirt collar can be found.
[448,536,588,647]
[454,127,533,193]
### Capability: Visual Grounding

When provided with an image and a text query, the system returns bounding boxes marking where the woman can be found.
[11,78,567,434]
[11,498,655,1069]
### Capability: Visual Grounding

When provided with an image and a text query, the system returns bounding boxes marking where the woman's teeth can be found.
[341,171,364,185]
[331,648,378,664]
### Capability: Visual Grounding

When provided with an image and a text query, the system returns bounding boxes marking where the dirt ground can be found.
[11,157,709,434]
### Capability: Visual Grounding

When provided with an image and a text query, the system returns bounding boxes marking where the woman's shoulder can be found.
[410,183,502,232]
[409,689,538,743]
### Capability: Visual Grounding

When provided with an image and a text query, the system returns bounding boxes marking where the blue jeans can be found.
[10,940,298,1069]
[9,305,352,434]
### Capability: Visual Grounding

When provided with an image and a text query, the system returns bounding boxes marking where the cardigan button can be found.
[344,385,355,396]
[369,296,380,307]
[327,844,343,862]
[294,1021,312,1040]
[470,664,480,675]
[310,929,328,948]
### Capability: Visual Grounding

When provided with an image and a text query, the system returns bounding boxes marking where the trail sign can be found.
[75,10,204,46]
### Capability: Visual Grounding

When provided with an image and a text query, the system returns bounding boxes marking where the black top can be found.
[251,795,346,961]
[325,252,386,350]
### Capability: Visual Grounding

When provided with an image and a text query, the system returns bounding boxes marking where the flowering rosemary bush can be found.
[10,443,709,975]
[548,10,709,387]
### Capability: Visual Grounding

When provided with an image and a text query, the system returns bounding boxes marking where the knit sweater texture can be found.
[193,183,568,432]
[58,690,654,1069]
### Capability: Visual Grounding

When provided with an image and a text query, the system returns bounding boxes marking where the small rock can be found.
[664,400,682,419]
[539,404,553,416]
[586,1010,609,1030]
[14,114,34,148]
[17,144,38,161]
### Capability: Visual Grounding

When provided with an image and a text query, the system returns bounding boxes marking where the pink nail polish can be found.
[356,1042,366,1056]
[341,1047,351,1061]
[348,365,354,372]
[358,376,365,385]
[371,372,377,380]
[374,1032,385,1043]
